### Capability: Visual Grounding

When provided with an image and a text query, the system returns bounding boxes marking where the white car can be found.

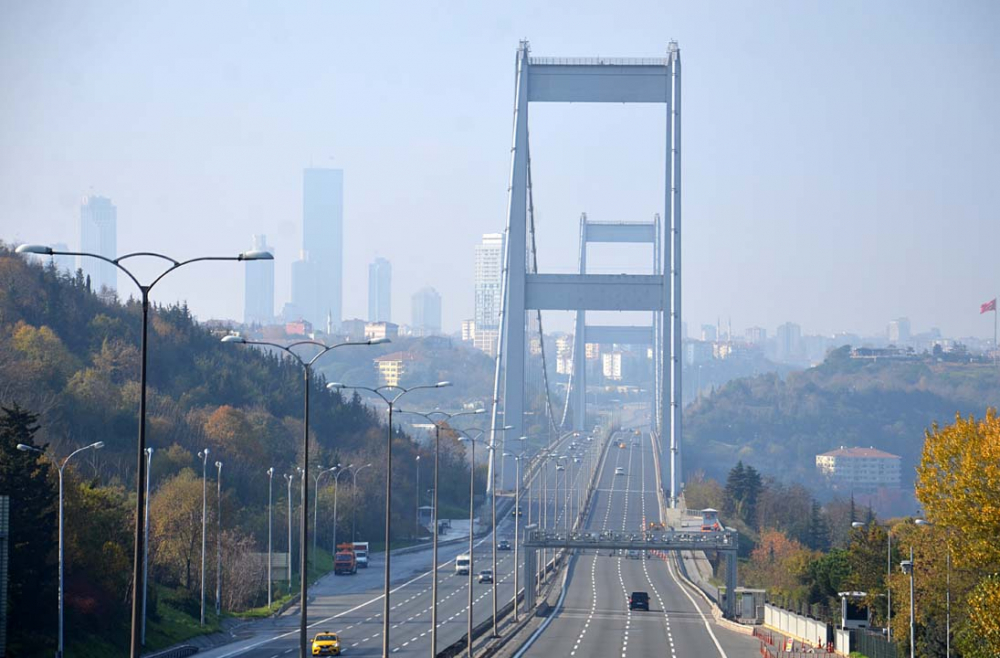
[615,467,625,476]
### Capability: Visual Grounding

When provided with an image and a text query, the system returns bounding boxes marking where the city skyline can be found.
[2,3,998,339]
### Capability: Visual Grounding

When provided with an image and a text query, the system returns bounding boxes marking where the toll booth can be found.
[735,587,766,623]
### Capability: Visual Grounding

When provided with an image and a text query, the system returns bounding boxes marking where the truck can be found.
[354,542,370,568]
[455,554,471,575]
[334,543,357,575]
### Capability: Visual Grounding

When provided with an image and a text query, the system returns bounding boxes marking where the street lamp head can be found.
[327,382,345,390]
[215,461,223,469]
[221,334,246,344]
[900,559,913,575]
[198,449,209,459]
[435,381,451,388]
[367,337,391,345]
[416,455,421,461]
[91,441,105,450]
[851,522,865,529]
[267,467,274,476]
[238,249,274,261]
[915,519,933,527]
[144,446,153,456]
[15,243,54,255]
[502,425,514,430]
[16,443,42,453]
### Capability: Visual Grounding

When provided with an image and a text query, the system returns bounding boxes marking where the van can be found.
[456,554,471,575]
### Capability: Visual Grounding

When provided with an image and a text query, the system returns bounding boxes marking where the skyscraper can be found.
[79,195,117,294]
[302,168,343,329]
[474,233,504,330]
[289,253,317,322]
[411,287,442,335]
[368,257,392,322]
[243,234,275,325]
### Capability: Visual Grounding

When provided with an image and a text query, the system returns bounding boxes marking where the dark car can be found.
[498,539,512,551]
[628,591,650,611]
[478,569,494,584]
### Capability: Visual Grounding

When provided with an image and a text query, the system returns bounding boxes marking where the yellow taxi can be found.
[312,632,342,656]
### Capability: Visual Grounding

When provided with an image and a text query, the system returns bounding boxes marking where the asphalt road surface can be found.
[199,431,595,658]
[515,431,760,658]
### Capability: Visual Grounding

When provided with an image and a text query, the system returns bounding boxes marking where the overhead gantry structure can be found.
[488,41,683,508]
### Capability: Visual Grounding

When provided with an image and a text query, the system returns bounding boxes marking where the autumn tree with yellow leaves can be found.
[915,409,1000,658]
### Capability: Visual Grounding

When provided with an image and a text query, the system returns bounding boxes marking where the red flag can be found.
[982,298,997,314]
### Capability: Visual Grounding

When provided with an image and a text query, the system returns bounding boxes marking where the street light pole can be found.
[398,409,485,658]
[853,520,894,640]
[458,435,482,658]
[267,468,274,609]
[141,446,153,647]
[349,464,371,544]
[16,243,273,658]
[313,465,338,556]
[285,473,294,589]
[17,440,104,658]
[215,461,223,616]
[333,465,353,555]
[415,455,421,539]
[327,383,450,658]
[503,453,522,622]
[198,449,209,626]
[901,548,915,658]
[224,337,383,657]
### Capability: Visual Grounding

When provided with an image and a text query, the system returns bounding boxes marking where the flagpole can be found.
[994,304,997,367]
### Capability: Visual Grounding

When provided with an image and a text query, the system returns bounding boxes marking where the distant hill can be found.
[683,345,1000,491]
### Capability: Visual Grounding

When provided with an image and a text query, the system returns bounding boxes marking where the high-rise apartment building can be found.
[775,322,803,362]
[411,287,441,335]
[745,326,767,345]
[368,257,392,322]
[474,233,505,354]
[243,235,275,325]
[887,317,911,344]
[79,195,117,294]
[302,168,344,329]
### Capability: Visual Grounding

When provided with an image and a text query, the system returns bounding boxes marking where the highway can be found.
[199,431,596,658]
[516,431,759,658]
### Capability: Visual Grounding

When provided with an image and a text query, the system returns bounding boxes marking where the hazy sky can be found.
[2,1,998,339]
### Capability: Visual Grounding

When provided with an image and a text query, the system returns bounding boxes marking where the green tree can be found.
[806,500,830,551]
[0,404,57,655]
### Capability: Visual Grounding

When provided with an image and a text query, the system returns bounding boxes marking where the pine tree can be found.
[806,500,830,552]
[723,461,746,519]
[0,404,58,654]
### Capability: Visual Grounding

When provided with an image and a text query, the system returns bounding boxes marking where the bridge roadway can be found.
[197,430,596,658]
[516,432,759,658]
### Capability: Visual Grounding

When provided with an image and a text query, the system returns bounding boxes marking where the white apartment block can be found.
[816,446,901,490]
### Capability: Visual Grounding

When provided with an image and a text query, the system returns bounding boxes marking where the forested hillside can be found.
[684,345,1000,490]
[0,245,477,655]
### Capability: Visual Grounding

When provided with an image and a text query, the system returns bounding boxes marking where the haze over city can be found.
[2,1,998,338]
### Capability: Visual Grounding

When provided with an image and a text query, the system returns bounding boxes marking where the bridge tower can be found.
[489,41,683,507]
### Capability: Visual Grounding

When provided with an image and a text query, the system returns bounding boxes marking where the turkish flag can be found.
[982,298,997,314]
